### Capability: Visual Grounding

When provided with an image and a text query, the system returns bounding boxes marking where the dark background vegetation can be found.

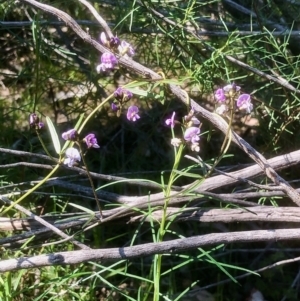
[1,0,300,300]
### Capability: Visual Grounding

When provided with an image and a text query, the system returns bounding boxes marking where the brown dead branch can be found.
[1,228,300,272]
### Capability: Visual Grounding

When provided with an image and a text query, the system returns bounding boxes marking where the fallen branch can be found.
[1,228,300,272]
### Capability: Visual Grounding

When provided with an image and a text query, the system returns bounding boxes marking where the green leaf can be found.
[46,116,61,154]
[126,87,149,97]
[68,203,95,215]
[173,169,202,179]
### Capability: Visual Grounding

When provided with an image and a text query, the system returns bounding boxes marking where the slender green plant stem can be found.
[78,93,115,134]
[0,164,60,215]
[36,130,55,160]
[154,144,184,301]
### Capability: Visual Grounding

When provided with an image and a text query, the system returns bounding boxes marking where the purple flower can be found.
[29,113,44,130]
[236,94,253,113]
[111,102,119,111]
[223,83,241,98]
[118,40,135,57]
[100,32,120,48]
[127,105,140,122]
[184,127,200,144]
[165,112,176,128]
[215,88,226,102]
[83,133,100,149]
[29,113,38,127]
[37,122,44,129]
[191,117,200,125]
[64,147,81,167]
[62,129,78,141]
[114,87,133,101]
[223,84,241,93]
[109,36,120,48]
[96,52,118,72]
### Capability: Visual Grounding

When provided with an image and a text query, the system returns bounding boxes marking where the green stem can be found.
[36,130,55,160]
[0,164,60,215]
[154,144,184,301]
[78,93,115,134]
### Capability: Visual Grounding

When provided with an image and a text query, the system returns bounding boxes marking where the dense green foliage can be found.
[1,0,300,300]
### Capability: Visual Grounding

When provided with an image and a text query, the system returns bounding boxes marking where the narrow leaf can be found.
[68,202,95,215]
[173,169,202,179]
[46,116,61,154]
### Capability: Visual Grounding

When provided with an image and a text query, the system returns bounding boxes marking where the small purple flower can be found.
[223,83,241,98]
[236,94,253,113]
[29,113,38,127]
[114,87,133,101]
[29,113,44,130]
[191,117,200,125]
[127,105,140,122]
[165,112,176,128]
[118,40,135,57]
[111,102,119,111]
[184,127,200,144]
[110,36,121,48]
[215,88,226,102]
[96,52,118,72]
[100,32,120,48]
[62,129,78,141]
[37,122,44,129]
[64,147,81,167]
[83,133,100,149]
[223,84,241,93]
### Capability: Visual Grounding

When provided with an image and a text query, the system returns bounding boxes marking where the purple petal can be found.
[215,88,226,102]
[127,105,140,122]
[237,94,253,113]
[184,127,200,142]
[62,129,78,141]
[114,87,133,101]
[165,112,176,128]
[111,102,119,111]
[84,133,100,148]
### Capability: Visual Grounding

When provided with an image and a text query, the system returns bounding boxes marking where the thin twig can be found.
[0,195,90,250]
[77,0,113,38]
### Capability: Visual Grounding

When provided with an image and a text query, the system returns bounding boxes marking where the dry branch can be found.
[1,228,300,272]
[2,205,300,234]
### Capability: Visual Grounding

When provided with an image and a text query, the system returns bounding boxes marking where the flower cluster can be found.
[96,32,135,73]
[29,113,44,130]
[111,87,140,122]
[165,108,201,152]
[61,129,100,167]
[62,129,100,149]
[214,84,253,115]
